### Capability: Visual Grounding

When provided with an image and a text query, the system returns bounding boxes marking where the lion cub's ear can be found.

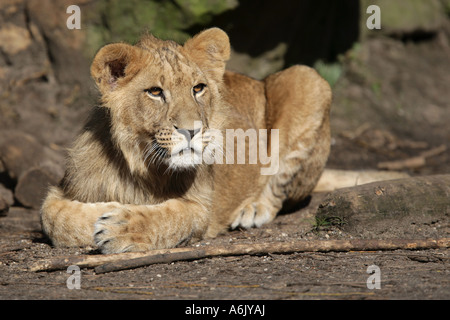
[184,28,230,83]
[91,43,143,94]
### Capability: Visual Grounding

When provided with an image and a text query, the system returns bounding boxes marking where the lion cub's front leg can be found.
[94,199,208,253]
[41,187,123,247]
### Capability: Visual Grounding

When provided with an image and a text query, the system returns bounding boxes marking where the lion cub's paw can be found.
[94,208,149,254]
[230,202,274,229]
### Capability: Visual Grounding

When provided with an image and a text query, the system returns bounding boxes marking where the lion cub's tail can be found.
[314,169,410,193]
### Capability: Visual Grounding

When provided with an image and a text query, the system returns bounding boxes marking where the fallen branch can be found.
[29,248,194,272]
[377,156,425,170]
[30,238,450,273]
[420,144,447,158]
[95,250,208,274]
[377,144,447,171]
[95,238,449,274]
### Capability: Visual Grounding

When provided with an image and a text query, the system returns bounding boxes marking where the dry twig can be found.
[378,144,447,170]
[30,238,450,273]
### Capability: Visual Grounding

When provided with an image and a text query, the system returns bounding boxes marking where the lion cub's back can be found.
[222,71,267,130]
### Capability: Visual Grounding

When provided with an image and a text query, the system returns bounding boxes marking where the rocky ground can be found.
[0,0,449,300]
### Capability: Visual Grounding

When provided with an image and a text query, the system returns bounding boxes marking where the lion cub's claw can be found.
[94,209,140,254]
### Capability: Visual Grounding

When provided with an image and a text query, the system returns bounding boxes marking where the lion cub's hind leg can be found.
[230,150,307,230]
[230,199,272,230]
[231,65,331,230]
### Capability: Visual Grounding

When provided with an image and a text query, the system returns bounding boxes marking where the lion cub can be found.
[40,28,331,253]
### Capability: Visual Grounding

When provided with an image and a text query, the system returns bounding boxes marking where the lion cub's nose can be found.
[176,128,200,140]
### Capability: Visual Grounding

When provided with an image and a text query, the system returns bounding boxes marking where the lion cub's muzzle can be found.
[154,125,211,170]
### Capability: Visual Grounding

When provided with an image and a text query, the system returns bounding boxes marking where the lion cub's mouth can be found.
[169,148,202,170]
[144,127,210,171]
[168,132,205,170]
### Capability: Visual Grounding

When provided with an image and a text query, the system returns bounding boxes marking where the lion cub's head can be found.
[90,28,230,174]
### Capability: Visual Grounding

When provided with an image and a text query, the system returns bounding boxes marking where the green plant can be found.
[313,215,347,232]
[313,60,343,88]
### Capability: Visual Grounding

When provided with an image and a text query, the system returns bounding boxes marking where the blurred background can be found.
[0,0,449,211]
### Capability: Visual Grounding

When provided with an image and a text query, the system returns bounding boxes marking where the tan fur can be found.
[40,28,332,253]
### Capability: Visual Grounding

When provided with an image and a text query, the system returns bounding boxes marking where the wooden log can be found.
[0,183,14,206]
[0,131,46,180]
[0,195,8,216]
[317,174,450,229]
[0,159,5,173]
[0,130,64,208]
[14,167,59,209]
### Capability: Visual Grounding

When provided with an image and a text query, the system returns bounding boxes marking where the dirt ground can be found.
[0,196,448,300]
[1,3,449,301]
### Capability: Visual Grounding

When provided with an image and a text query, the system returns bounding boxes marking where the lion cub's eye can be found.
[145,87,164,98]
[193,83,206,95]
